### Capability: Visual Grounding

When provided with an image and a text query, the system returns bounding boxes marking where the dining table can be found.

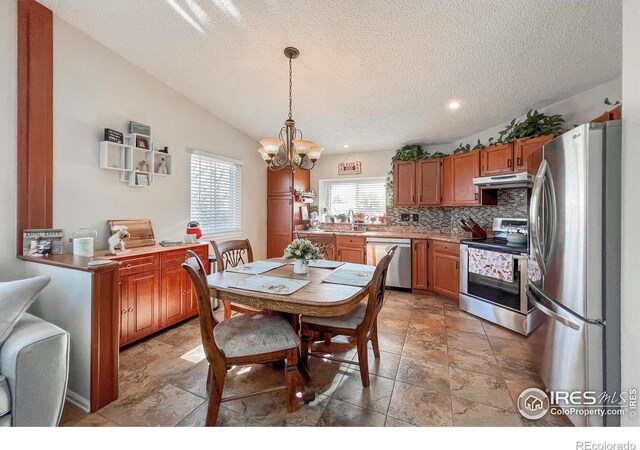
[206,258,373,403]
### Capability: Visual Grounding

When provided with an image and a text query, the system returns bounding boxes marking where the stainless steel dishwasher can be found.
[366,238,412,290]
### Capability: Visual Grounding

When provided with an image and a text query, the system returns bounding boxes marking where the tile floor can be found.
[60,291,572,427]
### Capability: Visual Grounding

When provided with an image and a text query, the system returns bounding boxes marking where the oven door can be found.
[460,245,529,313]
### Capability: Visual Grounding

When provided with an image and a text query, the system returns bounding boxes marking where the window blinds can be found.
[190,152,242,235]
[319,177,386,217]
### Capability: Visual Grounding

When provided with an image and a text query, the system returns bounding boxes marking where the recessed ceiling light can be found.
[448,101,461,110]
[343,144,349,148]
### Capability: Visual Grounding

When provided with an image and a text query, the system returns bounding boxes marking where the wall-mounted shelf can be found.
[153,151,172,176]
[100,141,133,171]
[99,127,172,187]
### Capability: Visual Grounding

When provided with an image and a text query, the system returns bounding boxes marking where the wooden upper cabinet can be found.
[411,239,429,290]
[449,150,481,205]
[293,168,310,192]
[393,161,416,206]
[480,144,513,176]
[267,168,294,195]
[442,156,453,206]
[416,159,441,206]
[609,105,622,120]
[514,135,553,175]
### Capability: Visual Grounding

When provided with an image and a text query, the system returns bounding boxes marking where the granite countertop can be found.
[296,229,467,243]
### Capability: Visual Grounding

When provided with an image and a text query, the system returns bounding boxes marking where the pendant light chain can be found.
[288,55,293,120]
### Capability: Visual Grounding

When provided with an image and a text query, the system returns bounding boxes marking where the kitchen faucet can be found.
[347,210,354,230]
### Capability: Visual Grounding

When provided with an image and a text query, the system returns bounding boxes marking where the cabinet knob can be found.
[128,307,134,312]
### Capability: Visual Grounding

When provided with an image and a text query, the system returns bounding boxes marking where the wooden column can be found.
[17,0,54,255]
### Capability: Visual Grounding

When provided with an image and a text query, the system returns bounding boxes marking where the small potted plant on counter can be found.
[284,238,323,274]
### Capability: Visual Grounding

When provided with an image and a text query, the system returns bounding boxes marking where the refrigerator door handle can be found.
[530,160,548,273]
[542,164,558,266]
[526,285,581,331]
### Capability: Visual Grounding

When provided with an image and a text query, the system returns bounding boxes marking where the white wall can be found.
[429,78,622,154]
[621,0,640,427]
[309,78,622,196]
[0,1,18,280]
[51,17,266,258]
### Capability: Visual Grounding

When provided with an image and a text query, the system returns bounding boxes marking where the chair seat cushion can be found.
[301,302,367,330]
[0,375,10,417]
[214,312,299,359]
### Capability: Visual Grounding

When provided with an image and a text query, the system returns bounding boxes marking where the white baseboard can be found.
[66,389,90,413]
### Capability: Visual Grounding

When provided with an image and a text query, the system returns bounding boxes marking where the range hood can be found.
[473,171,533,189]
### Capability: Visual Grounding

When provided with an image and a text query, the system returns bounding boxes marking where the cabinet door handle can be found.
[121,309,127,315]
[125,264,132,270]
[475,193,478,200]
[517,157,523,166]
[184,253,189,260]
[289,198,292,205]
[128,307,134,312]
[456,261,460,269]
[507,158,512,167]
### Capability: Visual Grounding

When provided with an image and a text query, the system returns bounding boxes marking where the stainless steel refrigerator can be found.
[527,121,621,427]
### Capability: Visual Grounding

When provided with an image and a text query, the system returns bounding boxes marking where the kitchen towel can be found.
[468,248,514,282]
[228,275,310,295]
[226,261,286,275]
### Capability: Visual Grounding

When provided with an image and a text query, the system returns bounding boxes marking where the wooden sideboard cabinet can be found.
[111,244,208,347]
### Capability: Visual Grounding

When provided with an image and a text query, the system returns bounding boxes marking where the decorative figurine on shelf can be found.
[107,225,131,255]
[159,146,169,154]
[137,160,148,172]
[158,157,168,175]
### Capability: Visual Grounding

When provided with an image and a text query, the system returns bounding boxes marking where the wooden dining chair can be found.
[182,250,300,426]
[211,239,260,319]
[293,232,336,261]
[300,245,397,388]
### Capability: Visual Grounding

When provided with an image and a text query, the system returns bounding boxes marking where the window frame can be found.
[189,149,243,239]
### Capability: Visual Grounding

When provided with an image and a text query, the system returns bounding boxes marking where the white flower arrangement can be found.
[283,238,323,263]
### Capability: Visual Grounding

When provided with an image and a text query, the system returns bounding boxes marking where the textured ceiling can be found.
[40,0,622,154]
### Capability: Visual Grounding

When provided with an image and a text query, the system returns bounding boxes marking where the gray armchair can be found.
[0,277,70,427]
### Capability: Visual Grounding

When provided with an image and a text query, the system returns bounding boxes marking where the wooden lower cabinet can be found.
[411,239,429,290]
[124,270,161,343]
[116,244,208,346]
[161,266,189,327]
[429,241,460,301]
[336,235,367,264]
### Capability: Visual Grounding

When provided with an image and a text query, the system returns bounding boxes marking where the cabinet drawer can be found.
[430,240,459,256]
[335,235,366,247]
[117,254,160,276]
[161,246,208,268]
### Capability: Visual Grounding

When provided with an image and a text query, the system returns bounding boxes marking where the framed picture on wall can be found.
[135,173,150,187]
[135,136,149,150]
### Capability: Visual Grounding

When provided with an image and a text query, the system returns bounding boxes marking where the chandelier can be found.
[258,47,323,171]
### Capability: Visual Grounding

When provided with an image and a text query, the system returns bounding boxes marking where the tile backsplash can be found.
[385,189,528,230]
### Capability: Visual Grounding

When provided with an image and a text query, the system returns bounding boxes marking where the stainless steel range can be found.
[459,218,543,335]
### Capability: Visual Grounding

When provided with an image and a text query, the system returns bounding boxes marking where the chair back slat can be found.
[362,245,397,331]
[182,250,224,363]
[212,239,254,271]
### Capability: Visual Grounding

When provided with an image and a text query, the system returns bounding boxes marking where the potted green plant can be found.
[497,109,565,143]
[284,238,323,274]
